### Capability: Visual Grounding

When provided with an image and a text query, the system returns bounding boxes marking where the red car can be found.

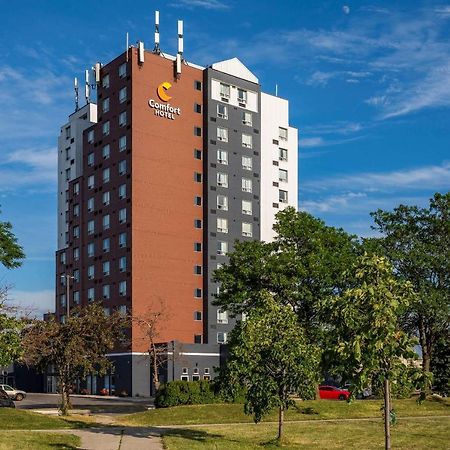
[319,385,350,400]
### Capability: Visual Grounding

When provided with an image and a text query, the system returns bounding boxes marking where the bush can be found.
[155,380,218,408]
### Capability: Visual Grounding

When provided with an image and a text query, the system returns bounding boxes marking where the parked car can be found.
[0,388,15,408]
[319,385,350,400]
[0,384,26,401]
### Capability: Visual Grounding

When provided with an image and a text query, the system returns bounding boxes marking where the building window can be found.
[118,62,127,78]
[103,261,110,276]
[73,291,80,304]
[87,219,95,235]
[194,80,202,91]
[60,294,66,308]
[87,265,95,280]
[279,190,288,203]
[194,172,202,183]
[103,168,110,183]
[279,148,288,161]
[194,103,202,113]
[119,280,127,296]
[217,332,227,344]
[73,225,80,239]
[242,111,252,126]
[242,133,252,148]
[103,191,110,206]
[194,242,202,252]
[119,184,126,199]
[194,288,202,298]
[217,217,228,233]
[65,168,71,181]
[119,87,127,103]
[87,129,94,143]
[217,172,228,188]
[103,121,110,136]
[118,160,127,175]
[87,242,95,257]
[73,269,80,283]
[217,104,228,119]
[118,305,127,315]
[279,169,288,182]
[88,175,95,189]
[217,241,228,256]
[119,256,127,272]
[194,219,202,229]
[194,126,202,136]
[194,149,202,160]
[242,200,252,215]
[73,204,79,217]
[217,310,228,324]
[102,284,110,299]
[87,197,94,212]
[194,311,202,321]
[194,335,202,344]
[60,315,66,324]
[217,194,228,211]
[217,127,228,142]
[104,307,110,316]
[119,208,127,224]
[87,152,94,167]
[242,178,252,193]
[87,287,95,302]
[119,135,127,151]
[217,149,228,165]
[119,111,127,127]
[242,222,253,237]
[102,97,110,113]
[119,232,127,248]
[195,196,202,206]
[242,156,252,170]
[102,73,110,88]
[65,148,71,161]
[220,83,230,98]
[103,214,110,230]
[103,144,110,159]
[73,182,80,195]
[103,237,110,252]
[279,127,288,141]
[237,88,247,103]
[60,252,66,265]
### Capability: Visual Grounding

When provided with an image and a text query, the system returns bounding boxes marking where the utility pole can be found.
[61,274,75,320]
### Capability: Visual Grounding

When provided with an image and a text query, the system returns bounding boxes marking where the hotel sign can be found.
[148,82,182,120]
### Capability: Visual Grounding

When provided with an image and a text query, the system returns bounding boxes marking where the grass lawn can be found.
[0,408,85,429]
[0,431,80,450]
[122,397,450,426]
[162,417,450,449]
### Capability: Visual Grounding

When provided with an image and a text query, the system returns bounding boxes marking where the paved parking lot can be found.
[15,393,153,414]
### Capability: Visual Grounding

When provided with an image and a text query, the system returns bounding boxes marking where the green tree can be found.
[214,207,360,342]
[0,211,25,269]
[22,302,128,415]
[221,292,320,442]
[430,332,450,396]
[368,192,450,376]
[326,254,418,450]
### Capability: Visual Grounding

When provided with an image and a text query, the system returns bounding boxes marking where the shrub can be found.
[155,380,218,408]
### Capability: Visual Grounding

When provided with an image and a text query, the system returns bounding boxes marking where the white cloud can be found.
[8,289,54,318]
[6,148,56,171]
[170,0,229,9]
[300,192,367,213]
[300,135,364,148]
[300,137,325,148]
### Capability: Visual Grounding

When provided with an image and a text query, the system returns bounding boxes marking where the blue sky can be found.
[1,0,449,315]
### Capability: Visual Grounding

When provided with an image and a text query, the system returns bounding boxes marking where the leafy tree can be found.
[22,302,128,415]
[430,332,450,396]
[221,292,320,442]
[368,192,450,377]
[0,210,25,269]
[326,254,419,450]
[214,207,360,342]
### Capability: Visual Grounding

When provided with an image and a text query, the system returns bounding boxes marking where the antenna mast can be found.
[85,70,90,104]
[154,10,161,53]
[176,20,183,76]
[74,77,79,111]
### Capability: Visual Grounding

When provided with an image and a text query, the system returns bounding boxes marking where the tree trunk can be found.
[278,405,284,442]
[384,378,391,450]
[60,382,71,416]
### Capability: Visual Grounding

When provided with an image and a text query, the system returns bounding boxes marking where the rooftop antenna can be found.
[154,10,161,54]
[85,69,90,104]
[138,41,145,64]
[94,62,101,85]
[74,77,79,111]
[275,84,278,97]
[176,20,183,76]
[126,32,129,62]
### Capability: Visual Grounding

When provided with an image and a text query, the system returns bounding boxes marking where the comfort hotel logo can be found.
[148,82,182,120]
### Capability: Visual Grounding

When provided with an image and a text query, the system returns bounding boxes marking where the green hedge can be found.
[155,380,218,408]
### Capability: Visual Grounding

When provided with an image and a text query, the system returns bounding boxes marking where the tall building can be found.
[56,15,298,396]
